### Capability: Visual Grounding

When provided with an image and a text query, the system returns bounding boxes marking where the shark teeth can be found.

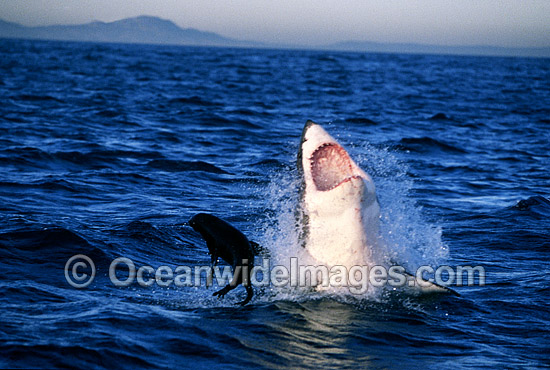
[310,143,357,191]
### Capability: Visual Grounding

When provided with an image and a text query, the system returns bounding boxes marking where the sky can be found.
[1,0,549,48]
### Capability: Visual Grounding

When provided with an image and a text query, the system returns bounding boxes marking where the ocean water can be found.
[0,39,549,369]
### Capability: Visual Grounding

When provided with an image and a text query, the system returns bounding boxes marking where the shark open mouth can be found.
[310,143,361,191]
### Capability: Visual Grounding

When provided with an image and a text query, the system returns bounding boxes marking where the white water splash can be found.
[254,137,449,302]
[352,142,449,270]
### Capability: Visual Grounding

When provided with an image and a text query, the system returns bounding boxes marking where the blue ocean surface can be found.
[0,39,549,369]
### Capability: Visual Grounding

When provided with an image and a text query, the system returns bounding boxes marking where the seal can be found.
[188,213,255,305]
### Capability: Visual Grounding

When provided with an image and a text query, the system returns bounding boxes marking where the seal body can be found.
[189,213,255,305]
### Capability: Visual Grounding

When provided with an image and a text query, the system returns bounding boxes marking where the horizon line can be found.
[3,15,550,51]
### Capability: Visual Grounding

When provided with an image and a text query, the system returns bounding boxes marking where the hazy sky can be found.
[1,0,549,47]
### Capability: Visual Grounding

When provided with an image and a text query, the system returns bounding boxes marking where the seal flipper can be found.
[210,254,218,275]
[213,284,235,299]
[238,286,253,306]
[213,283,253,306]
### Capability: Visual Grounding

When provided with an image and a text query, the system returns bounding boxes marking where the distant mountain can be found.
[327,40,550,58]
[0,16,259,47]
[1,16,548,58]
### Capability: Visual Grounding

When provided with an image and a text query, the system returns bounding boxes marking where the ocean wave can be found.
[168,96,223,107]
[146,159,230,174]
[396,137,467,154]
[0,147,163,170]
[10,94,63,103]
[345,117,378,125]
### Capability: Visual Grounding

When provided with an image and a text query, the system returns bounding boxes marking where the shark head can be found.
[297,120,380,267]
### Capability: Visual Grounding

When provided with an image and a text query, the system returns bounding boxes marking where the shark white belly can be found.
[298,120,380,268]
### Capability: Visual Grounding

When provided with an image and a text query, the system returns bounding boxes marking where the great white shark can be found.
[189,120,456,304]
[297,120,380,268]
[297,120,456,295]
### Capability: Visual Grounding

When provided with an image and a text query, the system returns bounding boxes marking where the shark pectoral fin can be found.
[404,271,460,297]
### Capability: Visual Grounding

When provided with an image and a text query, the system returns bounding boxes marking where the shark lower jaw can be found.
[310,142,364,192]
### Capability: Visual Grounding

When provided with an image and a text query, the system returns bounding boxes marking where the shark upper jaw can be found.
[310,142,364,192]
